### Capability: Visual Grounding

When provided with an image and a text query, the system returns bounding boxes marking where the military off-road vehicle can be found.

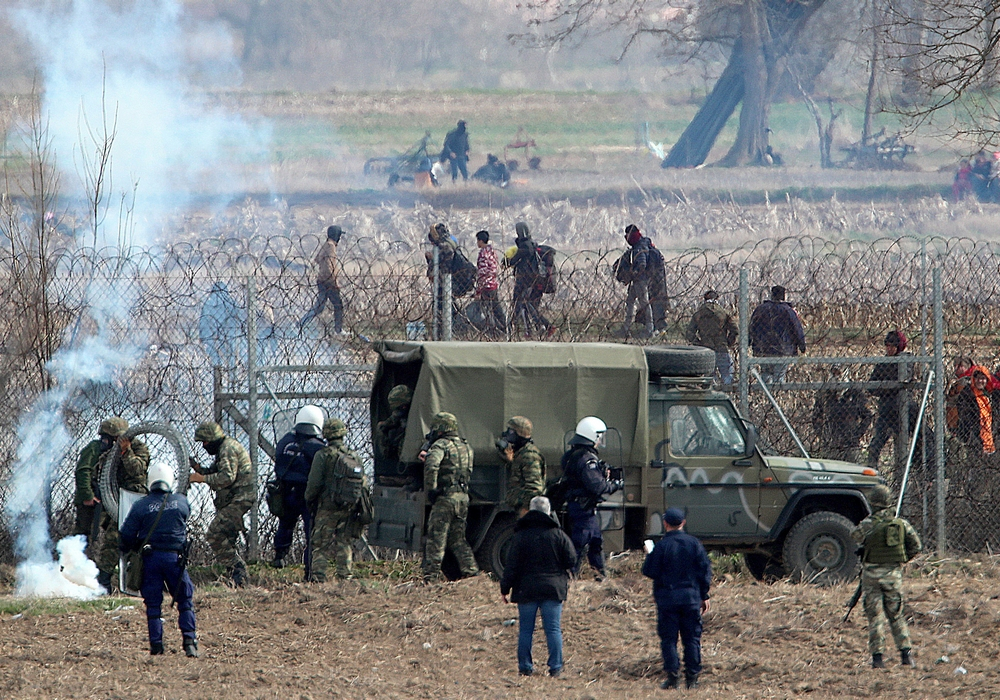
[368,341,881,583]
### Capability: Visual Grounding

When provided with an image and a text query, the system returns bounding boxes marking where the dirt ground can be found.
[0,554,997,699]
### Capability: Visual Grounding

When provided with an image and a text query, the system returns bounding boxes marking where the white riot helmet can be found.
[294,405,325,437]
[570,416,607,447]
[147,463,175,492]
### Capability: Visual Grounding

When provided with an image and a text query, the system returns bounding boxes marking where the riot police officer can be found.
[561,416,623,581]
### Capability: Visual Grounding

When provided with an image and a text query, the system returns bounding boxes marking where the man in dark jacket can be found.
[271,405,327,571]
[561,416,623,580]
[749,285,806,383]
[867,330,923,481]
[614,224,657,338]
[500,496,576,677]
[506,222,552,338]
[642,508,712,690]
[119,463,198,658]
[440,120,470,182]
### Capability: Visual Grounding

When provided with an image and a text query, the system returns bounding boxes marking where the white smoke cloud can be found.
[16,535,104,599]
[10,0,271,247]
[4,0,268,596]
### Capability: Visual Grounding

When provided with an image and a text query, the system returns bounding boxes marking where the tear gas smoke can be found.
[4,0,267,595]
[11,0,271,247]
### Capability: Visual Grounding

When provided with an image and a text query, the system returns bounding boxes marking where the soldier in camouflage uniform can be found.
[420,412,479,582]
[306,417,367,581]
[851,484,922,669]
[189,421,255,587]
[499,416,546,517]
[75,417,150,591]
[376,385,412,469]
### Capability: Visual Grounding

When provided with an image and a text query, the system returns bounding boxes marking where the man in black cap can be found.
[867,329,920,480]
[686,289,738,384]
[749,285,806,383]
[642,507,712,690]
[300,225,347,335]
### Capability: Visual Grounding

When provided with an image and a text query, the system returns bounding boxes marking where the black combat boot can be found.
[97,569,113,593]
[149,642,164,656]
[900,649,914,666]
[685,674,700,689]
[871,653,885,669]
[183,638,200,658]
[659,672,679,689]
[230,563,247,588]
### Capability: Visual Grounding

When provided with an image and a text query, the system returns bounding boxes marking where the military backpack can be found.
[865,517,908,564]
[331,450,366,509]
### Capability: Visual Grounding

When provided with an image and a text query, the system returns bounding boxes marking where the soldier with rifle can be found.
[848,484,922,669]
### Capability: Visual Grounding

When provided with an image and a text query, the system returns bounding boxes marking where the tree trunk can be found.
[719,0,770,166]
[663,0,827,169]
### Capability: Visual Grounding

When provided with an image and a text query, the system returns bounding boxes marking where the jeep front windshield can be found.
[668,404,746,457]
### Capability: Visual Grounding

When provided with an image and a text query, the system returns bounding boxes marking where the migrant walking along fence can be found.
[1,227,1000,565]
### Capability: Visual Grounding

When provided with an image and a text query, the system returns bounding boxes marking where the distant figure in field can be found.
[472,154,510,187]
[440,120,470,183]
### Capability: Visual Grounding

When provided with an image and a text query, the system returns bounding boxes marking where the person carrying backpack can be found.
[305,417,370,581]
[507,222,553,339]
[613,224,655,339]
[851,484,922,669]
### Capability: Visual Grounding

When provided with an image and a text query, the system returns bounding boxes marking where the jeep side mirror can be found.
[744,424,758,458]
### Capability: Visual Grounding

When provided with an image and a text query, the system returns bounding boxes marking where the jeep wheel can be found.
[644,346,716,377]
[743,552,785,583]
[782,511,859,585]
[477,517,517,577]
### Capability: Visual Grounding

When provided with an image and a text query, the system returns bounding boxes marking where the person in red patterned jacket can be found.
[475,230,507,337]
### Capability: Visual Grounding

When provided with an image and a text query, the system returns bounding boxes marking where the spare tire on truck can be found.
[644,345,716,377]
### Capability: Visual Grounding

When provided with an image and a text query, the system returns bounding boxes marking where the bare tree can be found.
[515,0,828,167]
[879,0,1000,142]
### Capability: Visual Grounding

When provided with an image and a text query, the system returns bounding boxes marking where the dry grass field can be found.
[0,554,998,699]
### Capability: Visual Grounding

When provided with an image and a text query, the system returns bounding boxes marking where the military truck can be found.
[368,341,882,583]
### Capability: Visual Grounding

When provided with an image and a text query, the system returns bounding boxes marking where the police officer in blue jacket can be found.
[642,508,712,690]
[119,462,199,658]
[272,405,327,570]
[561,416,622,581]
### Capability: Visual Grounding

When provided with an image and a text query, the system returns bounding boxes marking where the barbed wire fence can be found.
[3,222,1000,567]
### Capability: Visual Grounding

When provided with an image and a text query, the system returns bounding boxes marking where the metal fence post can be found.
[738,268,749,417]
[444,271,453,341]
[247,275,260,561]
[432,247,440,340]
[933,267,946,555]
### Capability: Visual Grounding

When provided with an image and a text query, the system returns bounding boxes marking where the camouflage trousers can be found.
[862,565,911,654]
[422,491,478,581]
[96,514,122,574]
[310,508,363,581]
[207,500,251,569]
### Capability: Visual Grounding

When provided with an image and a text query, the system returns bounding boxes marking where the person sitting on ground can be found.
[472,154,510,187]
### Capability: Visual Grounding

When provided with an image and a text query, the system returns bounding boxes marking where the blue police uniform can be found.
[561,444,619,577]
[272,430,326,568]
[642,525,712,686]
[119,487,196,654]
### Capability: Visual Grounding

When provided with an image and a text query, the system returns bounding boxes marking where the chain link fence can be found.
[3,222,1000,565]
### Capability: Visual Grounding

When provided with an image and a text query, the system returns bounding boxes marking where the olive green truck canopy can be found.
[373,341,650,468]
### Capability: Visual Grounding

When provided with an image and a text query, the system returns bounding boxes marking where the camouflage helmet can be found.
[194,421,225,442]
[868,484,893,509]
[507,416,533,439]
[387,385,413,411]
[99,417,128,438]
[430,411,459,434]
[323,417,347,440]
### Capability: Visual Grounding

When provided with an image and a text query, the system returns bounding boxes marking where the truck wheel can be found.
[743,552,784,583]
[644,346,716,377]
[781,511,859,585]
[477,517,517,577]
